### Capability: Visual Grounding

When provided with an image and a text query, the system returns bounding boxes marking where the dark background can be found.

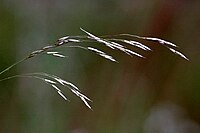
[0,0,200,133]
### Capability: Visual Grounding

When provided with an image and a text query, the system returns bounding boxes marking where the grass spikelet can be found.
[116,34,178,47]
[100,33,188,60]
[80,28,116,49]
[51,84,69,101]
[124,49,145,58]
[81,28,144,58]
[30,72,92,108]
[87,47,118,62]
[65,45,117,62]
[167,47,189,60]
[51,84,61,91]
[47,51,66,58]
[80,97,92,110]
[44,79,57,84]
[57,91,68,101]
[123,40,151,51]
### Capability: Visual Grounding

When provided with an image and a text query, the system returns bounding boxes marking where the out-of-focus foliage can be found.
[0,0,200,133]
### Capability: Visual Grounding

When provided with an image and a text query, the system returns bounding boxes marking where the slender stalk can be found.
[0,74,43,82]
[0,57,28,76]
[0,43,57,78]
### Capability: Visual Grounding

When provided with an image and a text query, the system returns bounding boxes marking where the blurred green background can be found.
[0,0,200,133]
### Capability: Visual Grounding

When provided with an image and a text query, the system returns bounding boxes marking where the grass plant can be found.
[0,28,188,109]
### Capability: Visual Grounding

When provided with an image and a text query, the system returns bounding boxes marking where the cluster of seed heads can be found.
[0,28,188,109]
